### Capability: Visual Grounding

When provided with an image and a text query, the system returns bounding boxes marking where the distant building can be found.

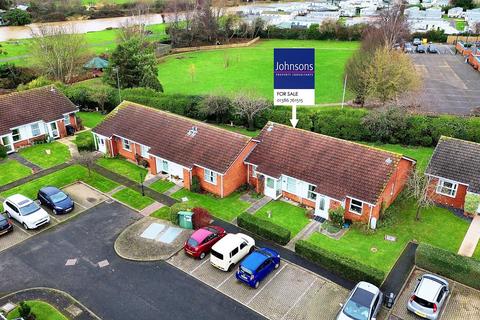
[448,7,464,18]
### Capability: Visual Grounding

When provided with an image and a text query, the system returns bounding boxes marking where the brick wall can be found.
[222,141,257,197]
[58,119,67,138]
[183,168,191,190]
[281,190,315,208]
[427,177,467,209]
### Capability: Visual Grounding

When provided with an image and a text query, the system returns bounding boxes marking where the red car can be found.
[184,226,226,259]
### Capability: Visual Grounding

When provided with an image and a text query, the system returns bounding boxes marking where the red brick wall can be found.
[183,168,191,190]
[191,166,221,196]
[13,135,47,149]
[344,198,374,223]
[248,164,259,188]
[427,177,467,209]
[57,120,67,138]
[281,191,315,208]
[69,114,78,130]
[222,141,257,197]
[468,54,480,70]
[148,156,157,175]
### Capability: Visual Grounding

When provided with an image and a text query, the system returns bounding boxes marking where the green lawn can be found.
[97,157,148,182]
[149,179,175,194]
[474,243,480,261]
[0,164,118,211]
[306,197,470,273]
[77,111,106,128]
[171,189,250,222]
[151,206,170,220]
[0,159,31,186]
[112,187,155,210]
[215,124,260,138]
[362,143,434,173]
[254,200,310,237]
[7,300,67,320]
[158,39,358,103]
[19,142,71,169]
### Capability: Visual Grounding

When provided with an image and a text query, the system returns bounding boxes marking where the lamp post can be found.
[113,67,121,103]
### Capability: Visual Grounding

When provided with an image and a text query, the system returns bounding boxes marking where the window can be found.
[318,197,325,211]
[122,138,131,151]
[64,114,71,125]
[12,129,21,142]
[436,179,458,197]
[240,242,247,250]
[286,177,296,193]
[204,169,217,185]
[230,247,239,258]
[307,184,317,201]
[140,145,149,158]
[252,165,258,178]
[31,123,40,137]
[349,199,363,215]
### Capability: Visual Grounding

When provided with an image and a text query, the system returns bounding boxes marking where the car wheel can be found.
[254,281,260,289]
[5,211,11,218]
[275,262,280,269]
[249,246,255,254]
[199,252,206,260]
[22,223,28,230]
[228,264,234,272]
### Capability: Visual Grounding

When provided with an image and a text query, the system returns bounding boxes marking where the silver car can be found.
[407,274,449,319]
[337,282,383,320]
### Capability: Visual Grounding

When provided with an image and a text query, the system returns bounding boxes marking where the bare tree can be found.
[29,25,90,83]
[91,86,112,113]
[199,95,231,123]
[117,4,152,43]
[406,169,435,221]
[233,93,270,131]
[344,49,372,106]
[74,151,97,176]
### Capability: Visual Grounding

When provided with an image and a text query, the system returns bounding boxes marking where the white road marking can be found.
[282,278,320,320]
[74,201,87,210]
[246,263,287,306]
[217,271,236,289]
[190,258,209,275]
[49,214,60,223]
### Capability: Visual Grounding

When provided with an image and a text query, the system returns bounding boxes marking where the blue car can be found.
[235,247,280,288]
[37,186,74,215]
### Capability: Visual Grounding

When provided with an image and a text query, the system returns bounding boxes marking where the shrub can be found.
[237,212,291,245]
[192,207,212,229]
[329,206,344,228]
[0,63,37,89]
[18,302,33,319]
[0,144,7,159]
[191,175,201,193]
[75,132,95,152]
[169,202,193,225]
[416,243,480,290]
[295,240,385,286]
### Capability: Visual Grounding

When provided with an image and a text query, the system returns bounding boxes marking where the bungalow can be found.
[0,86,79,154]
[425,136,480,214]
[245,123,415,228]
[92,102,256,198]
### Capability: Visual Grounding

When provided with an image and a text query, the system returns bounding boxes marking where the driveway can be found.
[408,47,480,115]
[0,201,263,320]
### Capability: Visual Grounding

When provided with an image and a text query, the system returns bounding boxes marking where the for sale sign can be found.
[274,48,315,106]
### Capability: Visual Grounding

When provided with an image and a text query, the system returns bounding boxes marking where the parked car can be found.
[427,45,438,54]
[184,226,226,259]
[407,274,449,319]
[0,214,13,236]
[416,45,427,53]
[413,38,422,46]
[404,42,413,53]
[3,194,50,230]
[236,247,280,289]
[210,233,255,272]
[37,186,74,215]
[337,281,383,320]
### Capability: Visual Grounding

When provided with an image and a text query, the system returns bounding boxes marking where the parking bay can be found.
[167,250,349,320]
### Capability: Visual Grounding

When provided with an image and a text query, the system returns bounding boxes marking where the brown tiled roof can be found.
[0,86,78,136]
[93,102,252,174]
[426,136,480,194]
[245,123,404,204]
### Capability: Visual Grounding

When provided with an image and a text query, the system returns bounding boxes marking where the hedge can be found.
[237,212,291,245]
[295,240,386,286]
[415,243,480,290]
[74,131,95,152]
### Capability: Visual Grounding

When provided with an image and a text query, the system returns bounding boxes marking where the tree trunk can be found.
[247,117,255,131]
[415,206,421,221]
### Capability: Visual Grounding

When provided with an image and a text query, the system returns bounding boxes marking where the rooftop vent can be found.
[50,86,56,92]
[385,157,393,165]
[267,123,274,132]
[187,126,198,137]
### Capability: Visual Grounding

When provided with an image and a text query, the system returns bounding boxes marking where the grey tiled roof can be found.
[426,136,480,194]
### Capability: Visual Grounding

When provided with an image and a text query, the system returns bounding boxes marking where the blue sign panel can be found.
[273,48,315,105]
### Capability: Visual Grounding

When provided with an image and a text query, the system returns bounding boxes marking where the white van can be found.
[210,233,255,272]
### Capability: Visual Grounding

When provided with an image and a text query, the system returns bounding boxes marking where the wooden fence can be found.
[446,35,480,44]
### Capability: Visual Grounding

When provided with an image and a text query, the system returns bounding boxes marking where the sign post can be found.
[274,48,315,127]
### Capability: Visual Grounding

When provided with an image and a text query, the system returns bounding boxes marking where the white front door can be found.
[96,135,107,153]
[48,121,59,139]
[315,195,330,219]
[264,176,281,199]
[1,135,14,153]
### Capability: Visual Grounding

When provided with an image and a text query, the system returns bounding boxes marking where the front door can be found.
[315,195,330,219]
[48,122,59,139]
[96,135,106,153]
[264,176,281,199]
[1,135,14,153]
[162,160,169,173]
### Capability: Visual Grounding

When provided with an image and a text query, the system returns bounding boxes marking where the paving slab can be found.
[441,282,480,320]
[168,250,205,273]
[191,258,233,288]
[63,182,107,209]
[0,224,29,252]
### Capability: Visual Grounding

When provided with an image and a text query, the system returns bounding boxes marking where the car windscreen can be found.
[210,249,223,260]
[413,296,434,309]
[50,191,68,203]
[19,202,40,216]
[240,266,253,275]
[343,288,374,320]
[187,238,199,247]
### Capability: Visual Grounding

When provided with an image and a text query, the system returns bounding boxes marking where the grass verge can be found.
[18,142,71,169]
[254,200,309,237]
[0,159,31,186]
[112,187,155,210]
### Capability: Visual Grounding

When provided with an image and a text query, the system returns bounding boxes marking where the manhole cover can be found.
[370,247,378,253]
[86,197,97,203]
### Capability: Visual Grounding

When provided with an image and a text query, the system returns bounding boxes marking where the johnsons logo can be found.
[274,61,314,75]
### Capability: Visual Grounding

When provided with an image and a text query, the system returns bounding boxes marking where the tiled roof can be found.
[93,102,252,174]
[245,122,404,204]
[0,86,78,136]
[426,136,480,194]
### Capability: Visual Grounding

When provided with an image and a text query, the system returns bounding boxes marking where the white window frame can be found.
[307,184,317,201]
[286,176,296,193]
[140,145,149,158]
[31,123,41,137]
[122,138,131,151]
[252,165,258,178]
[64,114,71,126]
[436,179,458,198]
[349,198,363,215]
[204,169,217,185]
[11,128,21,142]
